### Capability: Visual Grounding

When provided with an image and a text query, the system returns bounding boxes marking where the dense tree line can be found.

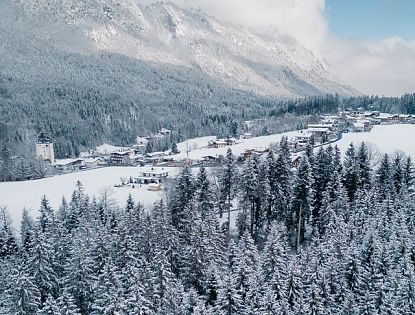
[1,140,414,314]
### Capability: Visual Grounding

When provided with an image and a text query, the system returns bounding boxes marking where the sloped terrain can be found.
[0,0,357,155]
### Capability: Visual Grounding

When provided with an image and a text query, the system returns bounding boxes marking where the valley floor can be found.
[1,124,414,231]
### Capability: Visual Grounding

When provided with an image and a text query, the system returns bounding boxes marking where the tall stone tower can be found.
[36,133,55,164]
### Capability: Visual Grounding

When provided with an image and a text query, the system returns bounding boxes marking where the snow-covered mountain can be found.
[2,0,357,98]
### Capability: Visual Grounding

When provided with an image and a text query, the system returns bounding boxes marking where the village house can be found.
[243,148,270,159]
[208,139,227,148]
[55,158,86,171]
[352,119,372,132]
[307,127,330,144]
[399,114,415,124]
[202,155,220,165]
[291,132,313,150]
[378,113,400,124]
[84,158,101,169]
[110,150,136,166]
[134,169,169,185]
[308,123,336,132]
[320,115,344,130]
[145,151,167,164]
[291,155,302,168]
[352,122,365,132]
[240,133,253,140]
[208,138,238,148]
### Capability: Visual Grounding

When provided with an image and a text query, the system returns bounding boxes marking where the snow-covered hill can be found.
[3,0,357,98]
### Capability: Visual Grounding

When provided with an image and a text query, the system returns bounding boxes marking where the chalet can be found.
[208,138,238,148]
[352,122,365,133]
[145,151,167,164]
[55,158,85,171]
[243,148,270,159]
[134,169,169,184]
[240,133,253,140]
[308,127,330,143]
[110,150,136,166]
[399,114,414,123]
[378,113,400,124]
[308,123,335,132]
[84,158,102,169]
[202,155,220,164]
[291,155,302,168]
[292,132,313,148]
[353,119,372,132]
[363,111,380,118]
[208,139,227,148]
[320,115,343,129]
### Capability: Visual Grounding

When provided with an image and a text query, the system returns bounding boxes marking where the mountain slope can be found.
[5,0,356,98]
[0,0,357,156]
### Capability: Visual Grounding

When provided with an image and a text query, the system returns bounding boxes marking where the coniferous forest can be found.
[1,139,415,314]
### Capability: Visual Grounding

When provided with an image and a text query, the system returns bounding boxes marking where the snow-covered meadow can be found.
[0,166,179,229]
[331,124,415,158]
[172,131,300,161]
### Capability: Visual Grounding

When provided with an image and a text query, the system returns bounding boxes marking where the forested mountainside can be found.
[0,0,357,156]
[1,141,415,314]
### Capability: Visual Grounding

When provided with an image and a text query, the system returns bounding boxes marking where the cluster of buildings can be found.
[288,122,339,152]
[35,111,415,173]
[208,138,238,148]
[35,127,176,172]
[287,110,415,153]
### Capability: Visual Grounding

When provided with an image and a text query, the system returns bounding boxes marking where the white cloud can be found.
[139,0,415,96]
[322,36,415,96]
[138,0,328,50]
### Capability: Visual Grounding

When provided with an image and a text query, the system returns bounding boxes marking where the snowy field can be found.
[331,124,415,158]
[0,166,179,229]
[172,131,300,160]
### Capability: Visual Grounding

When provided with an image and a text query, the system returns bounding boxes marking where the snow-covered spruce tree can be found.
[311,147,332,231]
[343,143,359,201]
[28,227,58,307]
[357,142,372,190]
[376,154,394,200]
[170,165,195,233]
[20,208,35,255]
[0,207,18,258]
[219,148,238,237]
[37,295,61,315]
[56,291,81,315]
[7,261,41,315]
[196,165,214,221]
[62,230,96,314]
[214,270,242,315]
[272,137,292,225]
[289,156,312,249]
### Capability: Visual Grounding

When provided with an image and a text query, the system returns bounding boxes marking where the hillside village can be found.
[35,110,415,179]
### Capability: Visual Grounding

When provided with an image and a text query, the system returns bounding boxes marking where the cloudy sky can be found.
[324,0,415,96]
[143,0,414,96]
